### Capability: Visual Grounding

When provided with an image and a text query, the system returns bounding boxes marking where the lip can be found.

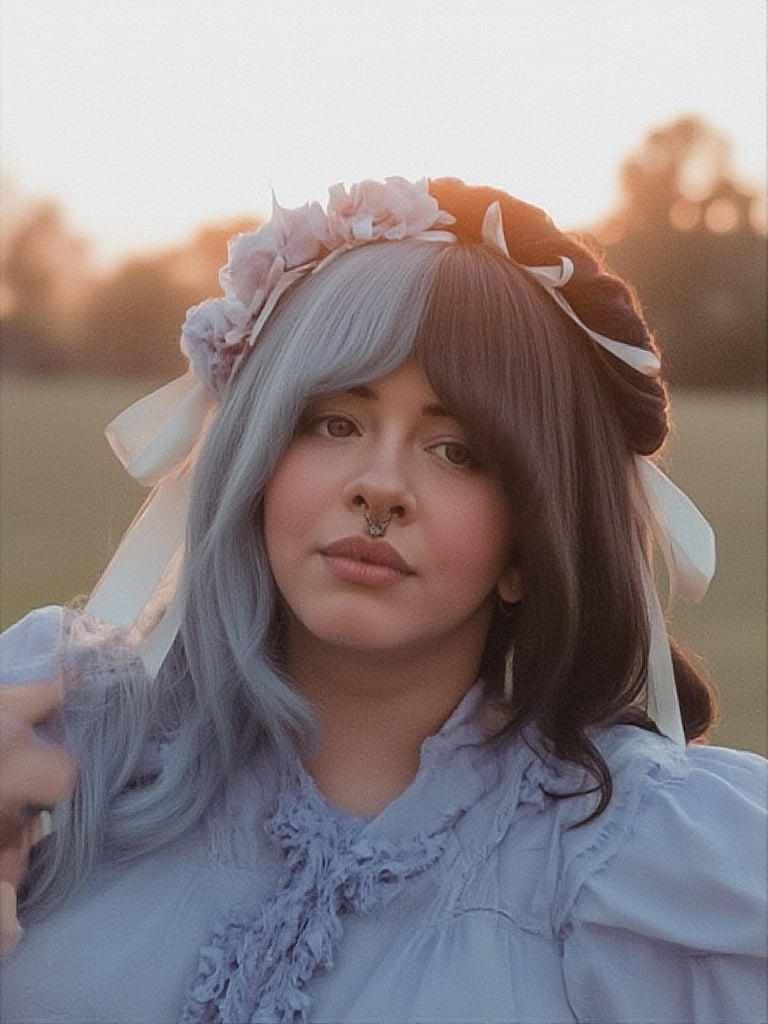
[320,536,415,584]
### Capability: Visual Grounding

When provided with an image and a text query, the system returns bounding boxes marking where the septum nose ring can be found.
[353,496,396,539]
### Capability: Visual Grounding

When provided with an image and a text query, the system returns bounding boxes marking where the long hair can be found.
[415,243,664,810]
[23,241,443,917]
[23,235,713,917]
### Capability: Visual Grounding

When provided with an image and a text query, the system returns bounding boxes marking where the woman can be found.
[1,177,765,1023]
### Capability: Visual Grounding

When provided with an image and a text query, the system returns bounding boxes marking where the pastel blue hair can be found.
[23,241,445,918]
[23,230,690,917]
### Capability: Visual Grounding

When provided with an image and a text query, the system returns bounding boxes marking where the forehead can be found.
[312,358,453,418]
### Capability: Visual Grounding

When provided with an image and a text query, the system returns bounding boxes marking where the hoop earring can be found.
[498,598,518,617]
[503,645,515,701]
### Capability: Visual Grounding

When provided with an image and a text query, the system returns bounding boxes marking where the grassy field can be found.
[1,374,765,754]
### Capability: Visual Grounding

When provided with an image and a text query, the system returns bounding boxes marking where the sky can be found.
[1,0,765,266]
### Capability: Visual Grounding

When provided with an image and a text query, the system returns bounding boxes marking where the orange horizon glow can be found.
[1,0,764,267]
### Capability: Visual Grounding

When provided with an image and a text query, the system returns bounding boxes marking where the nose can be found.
[351,494,404,537]
[342,445,413,528]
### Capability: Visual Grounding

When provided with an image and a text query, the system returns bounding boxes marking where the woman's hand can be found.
[0,679,77,953]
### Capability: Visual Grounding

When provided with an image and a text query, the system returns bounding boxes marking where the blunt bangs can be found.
[414,242,588,523]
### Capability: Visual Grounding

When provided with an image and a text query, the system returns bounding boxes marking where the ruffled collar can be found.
[181,682,502,1023]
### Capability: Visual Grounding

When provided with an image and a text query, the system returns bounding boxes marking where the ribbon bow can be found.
[86,370,217,674]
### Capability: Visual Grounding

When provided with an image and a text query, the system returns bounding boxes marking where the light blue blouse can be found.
[1,609,766,1023]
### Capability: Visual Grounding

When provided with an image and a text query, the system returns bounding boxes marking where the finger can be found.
[0,821,36,888]
[0,677,64,726]
[0,813,51,957]
[0,807,54,853]
[0,878,23,954]
[0,722,78,814]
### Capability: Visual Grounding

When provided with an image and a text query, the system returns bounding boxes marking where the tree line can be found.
[2,117,765,389]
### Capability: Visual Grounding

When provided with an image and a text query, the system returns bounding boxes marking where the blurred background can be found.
[1,0,765,752]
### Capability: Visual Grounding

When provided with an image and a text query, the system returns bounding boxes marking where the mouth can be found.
[320,536,414,584]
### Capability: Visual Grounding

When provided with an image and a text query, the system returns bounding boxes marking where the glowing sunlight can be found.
[1,0,764,264]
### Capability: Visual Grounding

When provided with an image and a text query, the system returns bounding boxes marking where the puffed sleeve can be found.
[0,606,64,685]
[562,743,767,1024]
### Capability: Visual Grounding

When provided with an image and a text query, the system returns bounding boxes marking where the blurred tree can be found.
[78,217,257,377]
[1,197,91,373]
[166,219,256,293]
[593,116,766,390]
[1,200,258,378]
[79,256,192,378]
[617,116,733,232]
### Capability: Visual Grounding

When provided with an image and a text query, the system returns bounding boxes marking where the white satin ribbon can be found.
[634,457,715,742]
[635,458,716,602]
[641,558,686,745]
[481,202,661,377]
[246,263,315,348]
[85,370,217,674]
[632,459,715,742]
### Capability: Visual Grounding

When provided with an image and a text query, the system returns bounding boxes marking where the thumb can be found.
[0,878,23,954]
[0,676,65,726]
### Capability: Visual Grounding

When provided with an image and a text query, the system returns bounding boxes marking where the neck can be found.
[283,627,485,816]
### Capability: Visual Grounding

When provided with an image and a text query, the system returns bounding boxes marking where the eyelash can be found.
[428,441,475,468]
[306,414,358,438]
[303,414,477,468]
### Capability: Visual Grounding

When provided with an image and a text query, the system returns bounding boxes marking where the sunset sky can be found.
[1,0,765,265]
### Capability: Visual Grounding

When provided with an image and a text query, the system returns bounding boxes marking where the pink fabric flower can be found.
[323,177,454,247]
[220,199,325,306]
[182,177,457,396]
[180,297,250,396]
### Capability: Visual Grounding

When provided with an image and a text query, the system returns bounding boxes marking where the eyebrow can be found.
[346,384,451,419]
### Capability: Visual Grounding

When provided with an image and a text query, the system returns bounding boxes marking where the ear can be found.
[497,566,523,604]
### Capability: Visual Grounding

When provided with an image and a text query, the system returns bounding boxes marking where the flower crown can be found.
[87,175,715,748]
[181,175,660,397]
[181,178,456,396]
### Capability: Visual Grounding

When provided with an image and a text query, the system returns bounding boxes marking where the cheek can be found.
[264,454,302,515]
[262,453,329,567]
[437,489,515,582]
[265,451,315,521]
[262,459,303,563]
[475,516,516,583]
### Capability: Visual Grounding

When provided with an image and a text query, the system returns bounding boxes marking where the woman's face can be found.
[263,357,520,670]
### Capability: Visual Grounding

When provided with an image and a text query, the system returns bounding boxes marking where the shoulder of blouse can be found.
[457,723,765,950]
[0,605,65,686]
[540,726,767,949]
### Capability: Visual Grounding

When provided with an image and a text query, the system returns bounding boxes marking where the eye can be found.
[431,440,475,467]
[313,414,358,438]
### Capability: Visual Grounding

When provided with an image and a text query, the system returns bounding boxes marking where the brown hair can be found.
[411,205,716,813]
